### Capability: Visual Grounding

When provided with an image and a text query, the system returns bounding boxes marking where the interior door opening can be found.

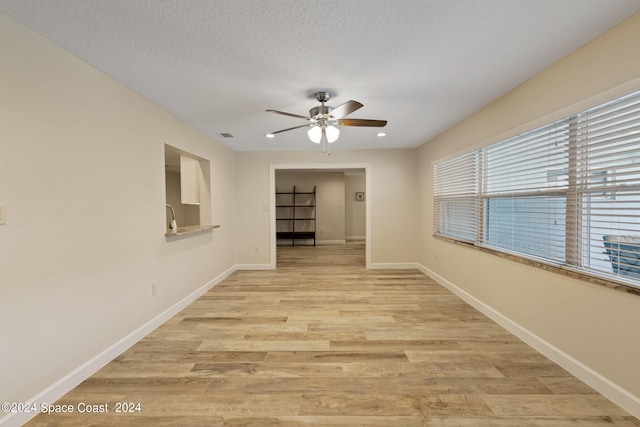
[270,164,370,268]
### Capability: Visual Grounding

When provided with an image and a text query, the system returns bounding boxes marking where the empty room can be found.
[2,1,640,426]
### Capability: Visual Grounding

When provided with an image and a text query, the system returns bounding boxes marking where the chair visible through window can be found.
[602,235,640,280]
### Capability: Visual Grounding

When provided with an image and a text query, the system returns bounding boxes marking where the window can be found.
[164,144,212,233]
[434,151,479,242]
[434,89,640,289]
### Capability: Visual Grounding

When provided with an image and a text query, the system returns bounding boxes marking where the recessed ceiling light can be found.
[377,132,387,137]
[265,133,275,138]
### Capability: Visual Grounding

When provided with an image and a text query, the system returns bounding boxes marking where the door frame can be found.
[269,163,371,268]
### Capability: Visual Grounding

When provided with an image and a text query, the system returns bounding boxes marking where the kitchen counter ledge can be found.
[165,224,219,237]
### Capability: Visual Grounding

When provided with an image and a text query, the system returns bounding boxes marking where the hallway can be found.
[26,244,636,426]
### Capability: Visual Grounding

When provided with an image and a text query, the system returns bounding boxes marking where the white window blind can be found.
[483,121,570,263]
[433,151,479,242]
[433,88,640,289]
[576,91,640,282]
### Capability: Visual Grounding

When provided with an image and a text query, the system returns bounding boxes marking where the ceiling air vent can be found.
[219,132,234,138]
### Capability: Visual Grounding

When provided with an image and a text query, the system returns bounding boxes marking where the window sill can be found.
[433,234,640,297]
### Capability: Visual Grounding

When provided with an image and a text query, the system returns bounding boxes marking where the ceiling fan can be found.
[266,91,387,156]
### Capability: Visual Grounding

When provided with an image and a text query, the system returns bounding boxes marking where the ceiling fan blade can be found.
[337,118,387,127]
[329,100,363,119]
[269,124,312,134]
[266,109,310,120]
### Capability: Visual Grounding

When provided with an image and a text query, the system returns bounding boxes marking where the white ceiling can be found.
[2,0,639,153]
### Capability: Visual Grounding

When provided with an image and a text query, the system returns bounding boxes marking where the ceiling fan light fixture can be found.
[265,133,275,138]
[307,126,322,143]
[326,125,340,143]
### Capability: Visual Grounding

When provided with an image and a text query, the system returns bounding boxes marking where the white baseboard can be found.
[346,235,366,241]
[416,263,640,419]
[0,265,237,427]
[316,239,347,245]
[369,262,422,270]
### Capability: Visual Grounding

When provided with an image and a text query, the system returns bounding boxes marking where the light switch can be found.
[0,205,5,225]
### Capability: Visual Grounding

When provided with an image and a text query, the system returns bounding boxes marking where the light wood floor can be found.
[26,243,638,426]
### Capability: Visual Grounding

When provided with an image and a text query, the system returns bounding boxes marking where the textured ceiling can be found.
[1,0,639,152]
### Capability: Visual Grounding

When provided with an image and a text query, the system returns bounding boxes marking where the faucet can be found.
[166,204,177,231]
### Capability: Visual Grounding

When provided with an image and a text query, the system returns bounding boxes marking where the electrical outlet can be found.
[151,283,158,296]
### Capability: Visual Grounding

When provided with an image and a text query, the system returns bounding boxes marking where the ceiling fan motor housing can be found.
[309,105,333,120]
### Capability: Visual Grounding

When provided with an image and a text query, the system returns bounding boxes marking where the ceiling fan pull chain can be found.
[321,127,330,156]
[322,127,326,155]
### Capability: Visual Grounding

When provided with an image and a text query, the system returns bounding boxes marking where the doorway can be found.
[269,163,371,268]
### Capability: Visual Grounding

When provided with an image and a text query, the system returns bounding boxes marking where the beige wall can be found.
[235,150,419,265]
[276,171,346,242]
[418,12,640,403]
[345,173,366,240]
[0,12,237,407]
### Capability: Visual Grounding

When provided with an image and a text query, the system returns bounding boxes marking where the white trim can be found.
[0,265,237,427]
[365,164,372,269]
[416,263,640,419]
[433,76,640,165]
[346,235,366,241]
[269,165,277,268]
[269,163,372,269]
[369,262,422,270]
